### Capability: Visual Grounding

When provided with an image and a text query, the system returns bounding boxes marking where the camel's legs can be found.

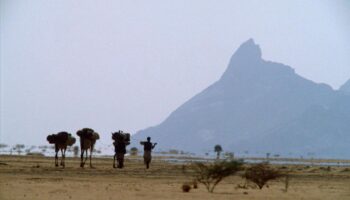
[118,154,124,169]
[55,150,59,167]
[60,149,63,166]
[84,149,88,163]
[80,149,84,168]
[89,147,93,168]
[113,154,116,168]
[61,148,66,168]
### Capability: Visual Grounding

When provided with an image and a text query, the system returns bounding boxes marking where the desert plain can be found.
[0,155,350,200]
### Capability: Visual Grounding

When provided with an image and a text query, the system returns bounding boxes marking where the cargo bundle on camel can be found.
[76,128,100,168]
[47,131,76,168]
[112,130,130,168]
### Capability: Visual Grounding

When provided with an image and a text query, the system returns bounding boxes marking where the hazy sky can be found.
[1,0,350,146]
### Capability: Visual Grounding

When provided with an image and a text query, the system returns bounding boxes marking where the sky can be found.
[1,0,350,147]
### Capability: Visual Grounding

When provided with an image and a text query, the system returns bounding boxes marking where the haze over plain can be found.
[1,1,350,155]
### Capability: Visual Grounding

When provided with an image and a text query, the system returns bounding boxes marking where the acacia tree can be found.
[192,160,243,193]
[73,146,79,157]
[130,147,138,156]
[243,163,282,189]
[15,144,25,155]
[214,145,223,159]
[0,144,8,153]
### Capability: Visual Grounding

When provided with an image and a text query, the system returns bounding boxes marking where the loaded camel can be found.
[47,131,76,168]
[76,128,100,168]
[112,130,130,168]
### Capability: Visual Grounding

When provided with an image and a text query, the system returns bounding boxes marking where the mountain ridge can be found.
[339,79,350,94]
[134,39,350,158]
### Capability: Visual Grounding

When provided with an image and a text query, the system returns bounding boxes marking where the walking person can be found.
[140,137,157,169]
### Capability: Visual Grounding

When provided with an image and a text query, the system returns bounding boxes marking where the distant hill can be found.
[134,39,350,158]
[340,79,350,95]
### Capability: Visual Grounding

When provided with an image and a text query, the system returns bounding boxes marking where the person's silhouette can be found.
[140,137,157,169]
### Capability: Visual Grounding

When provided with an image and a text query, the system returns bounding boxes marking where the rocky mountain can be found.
[134,39,350,158]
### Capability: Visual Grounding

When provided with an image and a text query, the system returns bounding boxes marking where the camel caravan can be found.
[46,128,156,169]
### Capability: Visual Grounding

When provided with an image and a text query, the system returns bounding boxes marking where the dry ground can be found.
[1,155,350,200]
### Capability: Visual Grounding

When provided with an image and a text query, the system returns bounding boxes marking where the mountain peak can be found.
[221,39,262,80]
[135,39,350,158]
[234,38,262,59]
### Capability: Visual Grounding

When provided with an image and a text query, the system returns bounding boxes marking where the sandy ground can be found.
[1,155,350,200]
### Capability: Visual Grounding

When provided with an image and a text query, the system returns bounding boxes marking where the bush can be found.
[73,146,79,157]
[169,149,179,154]
[192,180,198,189]
[192,160,243,193]
[130,147,138,156]
[243,163,282,189]
[26,152,44,157]
[182,184,191,192]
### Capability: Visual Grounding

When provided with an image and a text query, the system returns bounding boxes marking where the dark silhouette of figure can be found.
[112,130,130,168]
[214,144,223,159]
[140,137,157,169]
[47,131,76,168]
[76,128,100,168]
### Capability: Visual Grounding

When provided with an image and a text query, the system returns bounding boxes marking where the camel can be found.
[76,128,100,168]
[112,130,130,168]
[47,131,76,168]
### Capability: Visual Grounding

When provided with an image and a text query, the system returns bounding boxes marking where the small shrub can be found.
[169,149,179,154]
[73,146,79,157]
[26,152,44,157]
[243,163,282,189]
[279,166,288,170]
[192,180,198,189]
[192,160,243,193]
[235,181,257,190]
[341,168,350,172]
[130,147,138,156]
[224,152,234,160]
[284,174,290,192]
[32,164,40,168]
[319,166,331,171]
[182,184,191,192]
